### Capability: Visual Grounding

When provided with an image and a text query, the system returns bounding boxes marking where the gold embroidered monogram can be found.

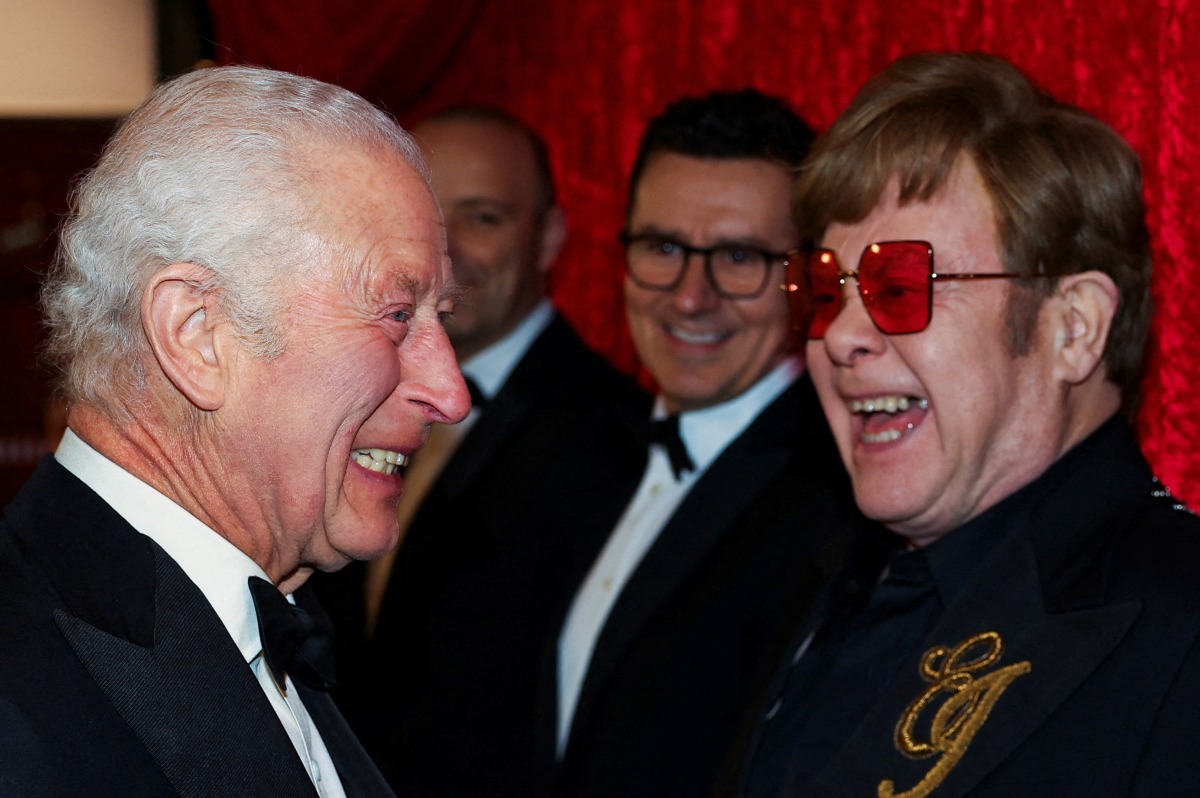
[877,631,1031,798]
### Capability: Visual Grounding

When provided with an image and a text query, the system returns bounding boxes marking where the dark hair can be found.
[421,104,557,214]
[626,89,815,217]
[796,52,1151,408]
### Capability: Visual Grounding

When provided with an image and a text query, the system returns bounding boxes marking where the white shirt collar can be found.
[662,356,803,471]
[54,428,270,665]
[461,299,555,400]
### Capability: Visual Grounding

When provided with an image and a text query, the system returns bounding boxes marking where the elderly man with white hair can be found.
[0,65,468,797]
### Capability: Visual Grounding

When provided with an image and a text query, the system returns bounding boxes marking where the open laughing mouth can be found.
[849,394,929,444]
[350,448,409,476]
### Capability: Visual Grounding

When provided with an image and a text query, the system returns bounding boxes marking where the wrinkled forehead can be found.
[294,146,449,294]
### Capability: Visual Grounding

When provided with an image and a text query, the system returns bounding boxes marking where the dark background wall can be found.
[0,120,112,501]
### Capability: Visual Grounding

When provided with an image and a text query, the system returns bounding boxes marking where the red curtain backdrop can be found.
[209,0,1200,504]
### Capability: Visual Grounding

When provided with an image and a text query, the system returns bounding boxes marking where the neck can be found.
[68,401,299,585]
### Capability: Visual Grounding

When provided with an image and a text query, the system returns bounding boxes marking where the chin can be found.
[852,485,916,527]
[352,528,403,562]
[317,523,401,568]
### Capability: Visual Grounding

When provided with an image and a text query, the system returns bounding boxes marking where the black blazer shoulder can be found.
[730,418,1200,798]
[553,372,865,798]
[428,314,648,501]
[0,457,390,798]
[374,314,651,648]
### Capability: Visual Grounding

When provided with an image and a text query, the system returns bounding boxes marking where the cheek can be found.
[314,344,404,429]
[807,350,852,444]
[899,329,1012,457]
[465,233,520,274]
[739,295,792,355]
[624,281,653,315]
[805,341,836,403]
[624,285,662,337]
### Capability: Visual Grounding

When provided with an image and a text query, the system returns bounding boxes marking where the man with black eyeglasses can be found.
[546,90,868,798]
[721,52,1200,798]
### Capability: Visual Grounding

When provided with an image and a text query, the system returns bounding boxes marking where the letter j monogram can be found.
[878,631,1032,798]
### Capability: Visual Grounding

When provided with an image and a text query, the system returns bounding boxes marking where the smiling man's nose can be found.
[671,253,721,313]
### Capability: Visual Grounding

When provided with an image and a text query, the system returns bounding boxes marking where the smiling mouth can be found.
[849,394,929,444]
[351,448,409,475]
[667,325,729,345]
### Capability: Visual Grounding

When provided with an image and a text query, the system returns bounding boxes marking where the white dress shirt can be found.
[55,429,346,797]
[556,357,803,754]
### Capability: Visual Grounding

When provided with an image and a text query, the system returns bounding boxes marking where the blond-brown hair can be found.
[796,52,1151,407]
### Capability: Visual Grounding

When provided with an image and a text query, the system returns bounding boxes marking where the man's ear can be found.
[1050,270,1119,386]
[537,205,567,273]
[142,263,227,411]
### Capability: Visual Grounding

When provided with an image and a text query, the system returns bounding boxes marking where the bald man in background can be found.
[316,106,648,798]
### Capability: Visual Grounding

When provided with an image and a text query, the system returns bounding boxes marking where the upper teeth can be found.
[351,448,408,475]
[671,328,722,344]
[848,396,929,414]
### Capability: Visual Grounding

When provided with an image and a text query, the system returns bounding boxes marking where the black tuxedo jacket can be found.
[0,457,392,798]
[725,418,1200,797]
[546,373,864,798]
[323,314,650,797]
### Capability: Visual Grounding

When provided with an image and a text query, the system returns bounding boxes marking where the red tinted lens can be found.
[805,249,842,339]
[857,242,933,334]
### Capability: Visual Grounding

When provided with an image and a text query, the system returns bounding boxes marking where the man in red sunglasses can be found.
[724,52,1200,797]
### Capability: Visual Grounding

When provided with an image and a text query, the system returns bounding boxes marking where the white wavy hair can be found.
[42,65,428,418]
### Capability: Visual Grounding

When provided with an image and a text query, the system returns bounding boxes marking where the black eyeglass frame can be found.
[620,231,792,300]
[795,239,1048,337]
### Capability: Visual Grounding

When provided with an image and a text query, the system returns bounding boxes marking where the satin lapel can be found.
[55,545,317,798]
[298,686,395,797]
[814,530,1140,798]
[568,383,805,742]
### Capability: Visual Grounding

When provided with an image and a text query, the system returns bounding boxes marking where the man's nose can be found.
[422,330,472,424]
[670,252,721,312]
[820,279,887,366]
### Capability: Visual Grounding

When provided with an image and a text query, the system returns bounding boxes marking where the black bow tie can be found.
[248,576,337,692]
[640,415,695,480]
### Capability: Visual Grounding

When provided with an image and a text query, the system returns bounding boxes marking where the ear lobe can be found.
[1051,270,1119,386]
[537,205,567,273]
[142,263,226,412]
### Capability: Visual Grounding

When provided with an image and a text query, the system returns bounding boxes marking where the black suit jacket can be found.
[323,314,650,797]
[0,457,392,798]
[546,373,863,798]
[725,417,1200,797]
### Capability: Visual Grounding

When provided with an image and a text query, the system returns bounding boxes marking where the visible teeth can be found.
[862,429,902,444]
[671,327,722,344]
[367,448,404,465]
[848,395,927,414]
[351,448,409,476]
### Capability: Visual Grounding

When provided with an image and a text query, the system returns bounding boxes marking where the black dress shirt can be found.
[739,465,1046,796]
